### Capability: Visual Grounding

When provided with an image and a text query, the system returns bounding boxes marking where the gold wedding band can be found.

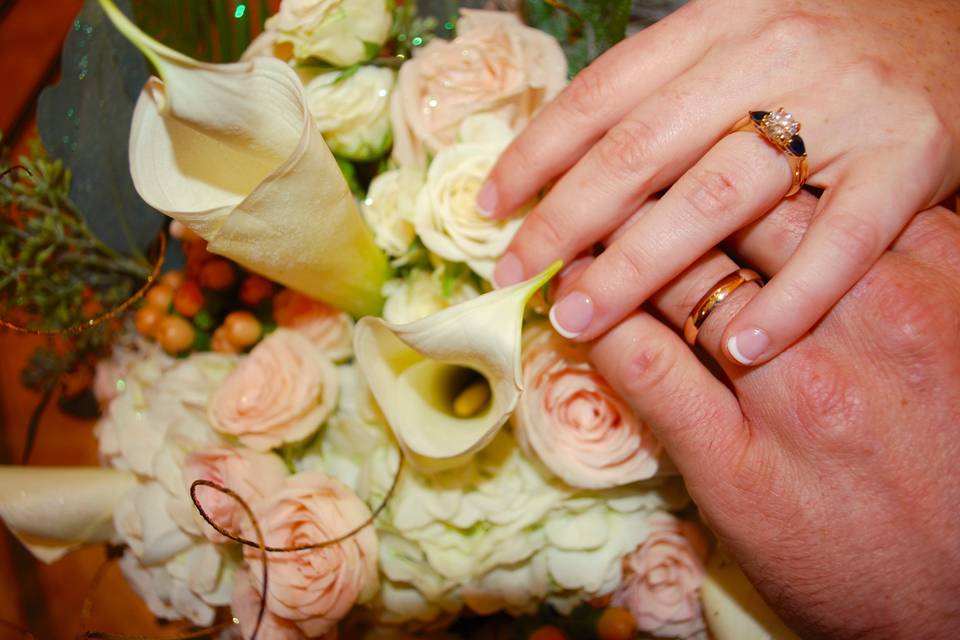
[683,269,764,346]
[731,108,809,197]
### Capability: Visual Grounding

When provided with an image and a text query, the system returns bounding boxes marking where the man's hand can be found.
[583,194,960,638]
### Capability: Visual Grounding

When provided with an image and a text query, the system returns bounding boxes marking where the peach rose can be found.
[182,447,289,543]
[613,518,708,639]
[274,290,354,361]
[390,9,567,167]
[243,472,378,637]
[232,569,305,640]
[514,323,663,489]
[208,329,338,451]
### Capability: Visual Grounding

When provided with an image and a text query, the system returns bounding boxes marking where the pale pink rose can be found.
[390,9,567,167]
[208,329,338,451]
[243,472,378,638]
[613,518,709,639]
[514,323,662,488]
[232,568,309,640]
[182,447,289,543]
[274,290,354,361]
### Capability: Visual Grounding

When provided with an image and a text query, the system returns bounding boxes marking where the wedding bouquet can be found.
[0,1,794,638]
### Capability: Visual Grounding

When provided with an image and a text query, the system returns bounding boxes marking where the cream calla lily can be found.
[701,546,799,640]
[354,263,561,471]
[99,0,390,317]
[0,466,137,563]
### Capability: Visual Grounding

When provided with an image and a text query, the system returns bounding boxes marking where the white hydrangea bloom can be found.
[97,351,243,625]
[312,389,689,625]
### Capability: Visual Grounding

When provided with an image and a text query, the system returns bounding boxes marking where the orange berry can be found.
[173,280,204,318]
[224,311,262,348]
[239,275,274,307]
[529,626,567,640]
[212,326,240,354]
[135,306,165,337]
[597,607,637,640]
[160,270,184,290]
[199,259,237,291]
[157,315,196,354]
[145,283,174,310]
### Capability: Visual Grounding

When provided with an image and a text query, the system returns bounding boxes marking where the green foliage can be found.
[131,0,270,62]
[522,0,633,75]
[0,142,148,333]
[389,0,440,59]
[0,138,149,429]
[37,0,162,258]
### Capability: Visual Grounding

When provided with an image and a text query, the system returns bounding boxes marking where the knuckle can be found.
[860,265,959,369]
[851,54,896,87]
[526,207,569,252]
[681,167,744,222]
[562,68,610,120]
[617,339,677,402]
[909,103,952,164]
[595,119,658,180]
[786,348,867,449]
[602,241,651,289]
[821,212,880,264]
[756,12,824,57]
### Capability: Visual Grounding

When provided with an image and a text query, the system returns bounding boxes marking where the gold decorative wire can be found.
[0,232,166,336]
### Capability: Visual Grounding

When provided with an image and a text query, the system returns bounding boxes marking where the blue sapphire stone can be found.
[750,111,767,123]
[787,135,806,156]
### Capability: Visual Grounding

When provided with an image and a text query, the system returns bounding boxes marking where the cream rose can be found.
[514,322,663,489]
[413,115,525,280]
[305,66,395,161]
[244,472,378,637]
[613,517,709,639]
[362,167,422,257]
[208,329,338,451]
[391,9,567,167]
[381,267,480,325]
[274,290,355,361]
[266,0,391,67]
[182,446,289,543]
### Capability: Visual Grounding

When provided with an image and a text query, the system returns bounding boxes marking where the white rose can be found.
[306,66,395,160]
[363,167,422,256]
[266,0,392,66]
[413,115,525,280]
[381,267,480,324]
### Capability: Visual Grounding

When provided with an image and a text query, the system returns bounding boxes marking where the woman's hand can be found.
[479,0,960,365]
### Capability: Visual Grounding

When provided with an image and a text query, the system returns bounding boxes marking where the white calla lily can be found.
[0,466,137,563]
[701,546,799,640]
[99,0,390,317]
[354,263,561,471]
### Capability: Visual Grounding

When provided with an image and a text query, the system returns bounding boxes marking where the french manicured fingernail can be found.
[476,181,498,218]
[494,253,524,288]
[726,328,769,365]
[549,292,594,339]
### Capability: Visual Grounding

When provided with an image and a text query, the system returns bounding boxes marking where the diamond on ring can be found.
[749,109,807,157]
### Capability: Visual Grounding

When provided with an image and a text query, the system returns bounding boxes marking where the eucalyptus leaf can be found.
[37,0,163,258]
[522,0,633,76]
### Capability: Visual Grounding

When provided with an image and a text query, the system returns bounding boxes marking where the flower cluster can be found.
[0,1,743,638]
